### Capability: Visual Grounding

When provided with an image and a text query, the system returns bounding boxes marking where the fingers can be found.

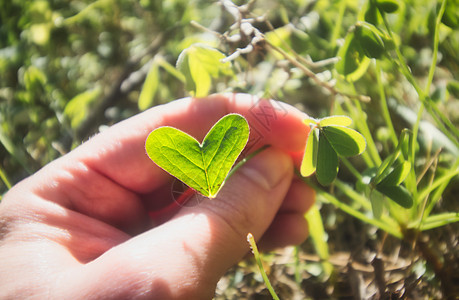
[73,147,296,299]
[258,179,315,251]
[11,93,310,236]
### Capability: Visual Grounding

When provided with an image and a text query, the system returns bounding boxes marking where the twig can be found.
[264,40,370,102]
[199,0,371,103]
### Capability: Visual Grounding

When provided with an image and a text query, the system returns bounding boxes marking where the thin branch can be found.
[265,40,370,102]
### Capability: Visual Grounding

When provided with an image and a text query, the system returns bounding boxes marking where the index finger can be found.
[74,93,310,194]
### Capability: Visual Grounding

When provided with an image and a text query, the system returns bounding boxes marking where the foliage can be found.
[301,115,366,186]
[1,0,458,298]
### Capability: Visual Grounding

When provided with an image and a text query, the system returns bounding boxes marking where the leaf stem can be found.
[227,144,271,179]
[0,166,12,190]
[375,61,397,146]
[318,188,402,239]
[425,0,446,95]
[379,4,459,148]
[247,233,280,300]
[264,41,371,103]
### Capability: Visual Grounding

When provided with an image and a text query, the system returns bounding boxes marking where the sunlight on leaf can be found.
[145,114,249,198]
[378,161,411,187]
[303,117,318,126]
[323,125,366,157]
[176,44,233,97]
[318,115,353,127]
[138,59,160,111]
[335,32,371,82]
[64,88,100,129]
[300,128,318,177]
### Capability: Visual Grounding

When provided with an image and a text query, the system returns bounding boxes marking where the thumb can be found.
[75,148,293,299]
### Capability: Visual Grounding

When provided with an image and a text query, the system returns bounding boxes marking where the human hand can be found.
[0,93,315,299]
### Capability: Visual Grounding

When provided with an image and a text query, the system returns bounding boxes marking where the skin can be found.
[0,93,315,299]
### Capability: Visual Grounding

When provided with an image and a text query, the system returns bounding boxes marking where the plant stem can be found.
[318,188,402,239]
[330,0,346,49]
[0,167,12,190]
[425,0,446,95]
[247,233,280,300]
[227,145,270,179]
[340,157,363,181]
[342,90,381,167]
[375,61,397,146]
[379,4,459,148]
[264,41,371,103]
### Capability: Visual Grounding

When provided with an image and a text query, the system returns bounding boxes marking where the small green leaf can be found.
[322,126,366,157]
[300,128,319,177]
[64,88,100,129]
[376,0,399,13]
[354,22,386,59]
[138,60,160,111]
[316,131,339,186]
[176,44,233,97]
[376,185,413,208]
[442,1,459,29]
[318,115,353,127]
[377,161,411,187]
[145,114,249,198]
[370,189,385,219]
[336,32,371,82]
[364,2,380,25]
[303,118,318,126]
[372,129,411,185]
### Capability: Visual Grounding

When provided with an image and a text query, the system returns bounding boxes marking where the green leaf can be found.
[303,117,318,126]
[176,44,233,97]
[441,0,459,29]
[318,115,352,127]
[322,126,366,157]
[370,189,385,219]
[145,114,249,198]
[377,161,411,187]
[335,32,371,82]
[64,88,100,129]
[372,129,411,185]
[364,2,380,25]
[354,22,386,59]
[316,131,339,186]
[376,0,400,13]
[300,128,319,177]
[376,185,413,208]
[138,60,160,111]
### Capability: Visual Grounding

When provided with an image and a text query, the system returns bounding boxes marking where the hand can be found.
[0,93,315,299]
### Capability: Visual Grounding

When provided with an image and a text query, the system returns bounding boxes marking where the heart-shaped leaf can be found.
[145,114,249,198]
